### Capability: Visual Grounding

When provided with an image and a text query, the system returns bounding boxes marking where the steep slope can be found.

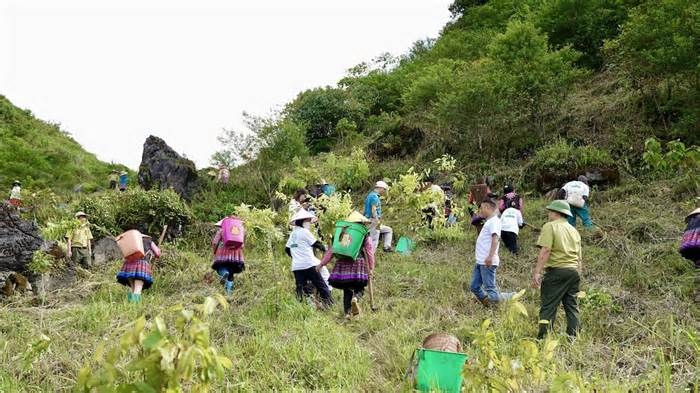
[0,95,127,194]
[0,180,697,391]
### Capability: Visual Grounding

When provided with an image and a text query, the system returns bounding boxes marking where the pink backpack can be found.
[221,217,245,248]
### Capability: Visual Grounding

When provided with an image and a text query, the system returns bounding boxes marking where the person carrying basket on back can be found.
[318,211,375,319]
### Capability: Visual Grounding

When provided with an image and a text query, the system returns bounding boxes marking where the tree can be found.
[211,112,308,203]
[605,0,700,139]
[533,0,633,69]
[487,20,584,134]
[285,87,364,153]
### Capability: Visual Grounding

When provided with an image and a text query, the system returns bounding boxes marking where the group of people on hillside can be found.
[6,168,698,334]
[108,170,129,191]
[466,175,593,339]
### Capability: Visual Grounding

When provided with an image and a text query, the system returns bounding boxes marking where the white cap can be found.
[375,180,389,190]
[289,209,318,224]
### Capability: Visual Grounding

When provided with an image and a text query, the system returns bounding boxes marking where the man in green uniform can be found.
[67,211,94,268]
[532,200,582,340]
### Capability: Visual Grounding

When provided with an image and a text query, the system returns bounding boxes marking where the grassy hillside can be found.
[0,180,697,391]
[0,95,128,194]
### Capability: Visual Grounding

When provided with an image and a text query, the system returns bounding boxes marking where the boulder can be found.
[93,237,122,265]
[42,240,66,259]
[0,202,44,274]
[138,135,199,201]
[536,167,620,193]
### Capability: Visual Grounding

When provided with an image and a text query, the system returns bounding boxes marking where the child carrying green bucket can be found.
[318,211,375,319]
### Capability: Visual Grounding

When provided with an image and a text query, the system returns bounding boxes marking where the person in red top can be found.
[319,211,375,319]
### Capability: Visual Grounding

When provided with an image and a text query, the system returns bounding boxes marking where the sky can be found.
[0,0,452,169]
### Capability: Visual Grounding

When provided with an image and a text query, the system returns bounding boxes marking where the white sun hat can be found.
[375,180,389,190]
[289,209,318,225]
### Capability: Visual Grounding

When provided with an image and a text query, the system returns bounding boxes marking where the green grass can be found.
[0,181,698,391]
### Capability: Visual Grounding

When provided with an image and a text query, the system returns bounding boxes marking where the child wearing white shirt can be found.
[500,200,524,254]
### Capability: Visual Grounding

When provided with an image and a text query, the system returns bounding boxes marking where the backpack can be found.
[221,217,245,248]
[502,193,521,211]
[565,190,585,208]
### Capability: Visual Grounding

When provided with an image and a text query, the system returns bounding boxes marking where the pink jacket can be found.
[319,236,376,270]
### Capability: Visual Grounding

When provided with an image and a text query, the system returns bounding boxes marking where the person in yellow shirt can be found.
[66,212,94,268]
[108,170,119,190]
[531,200,582,340]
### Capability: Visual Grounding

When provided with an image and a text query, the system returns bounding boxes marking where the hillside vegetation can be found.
[0,95,128,194]
[0,0,699,392]
[1,179,698,391]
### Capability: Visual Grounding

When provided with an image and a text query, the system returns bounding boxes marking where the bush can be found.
[232,204,284,252]
[75,189,193,238]
[525,140,616,191]
[75,296,232,392]
[277,148,371,195]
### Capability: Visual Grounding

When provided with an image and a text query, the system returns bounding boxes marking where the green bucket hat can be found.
[546,200,573,217]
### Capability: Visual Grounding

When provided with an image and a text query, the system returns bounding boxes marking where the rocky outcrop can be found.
[93,237,122,265]
[0,202,43,274]
[138,135,199,201]
[536,167,620,193]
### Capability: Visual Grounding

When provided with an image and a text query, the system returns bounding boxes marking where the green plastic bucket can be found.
[415,349,468,393]
[396,236,416,255]
[332,221,368,260]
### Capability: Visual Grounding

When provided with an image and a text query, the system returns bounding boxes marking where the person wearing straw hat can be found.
[285,209,333,307]
[108,170,119,190]
[8,180,22,207]
[364,180,394,253]
[532,200,583,340]
[319,211,375,318]
[116,230,161,303]
[66,211,94,268]
[212,216,246,296]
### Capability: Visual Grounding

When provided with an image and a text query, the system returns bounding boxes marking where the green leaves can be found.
[74,297,232,393]
[75,188,193,237]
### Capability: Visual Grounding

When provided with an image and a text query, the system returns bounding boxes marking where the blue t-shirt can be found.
[364,191,381,218]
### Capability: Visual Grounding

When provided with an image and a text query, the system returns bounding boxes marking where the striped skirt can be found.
[328,257,369,289]
[680,227,700,264]
[212,246,245,274]
[116,259,154,289]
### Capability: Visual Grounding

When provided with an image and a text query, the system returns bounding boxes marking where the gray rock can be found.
[138,135,199,201]
[0,202,44,274]
[93,237,122,265]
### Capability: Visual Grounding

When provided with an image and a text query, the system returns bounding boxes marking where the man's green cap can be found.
[546,200,573,217]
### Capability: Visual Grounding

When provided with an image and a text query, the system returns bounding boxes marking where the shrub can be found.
[525,140,616,190]
[27,250,56,275]
[313,193,354,239]
[75,189,193,237]
[277,148,371,195]
[232,204,284,252]
[75,296,232,392]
